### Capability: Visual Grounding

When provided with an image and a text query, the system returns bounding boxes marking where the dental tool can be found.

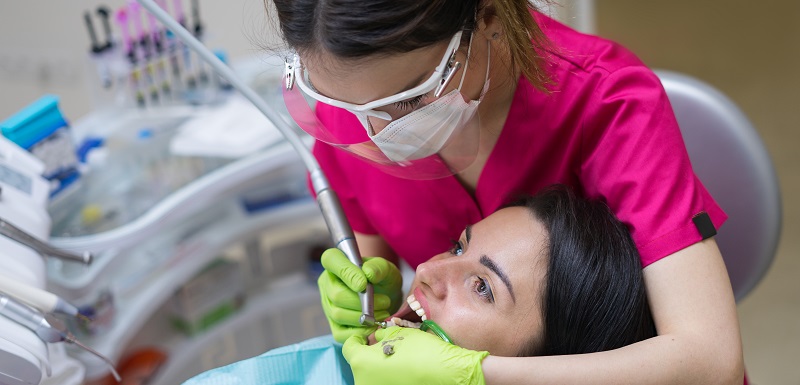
[0,293,121,382]
[84,11,104,54]
[381,318,452,343]
[168,0,197,89]
[0,277,86,320]
[135,0,377,326]
[96,7,115,51]
[85,10,113,89]
[0,217,92,264]
[115,8,147,108]
[145,4,172,97]
[189,0,209,85]
[128,0,160,104]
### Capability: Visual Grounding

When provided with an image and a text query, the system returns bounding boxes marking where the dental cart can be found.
[1,56,332,385]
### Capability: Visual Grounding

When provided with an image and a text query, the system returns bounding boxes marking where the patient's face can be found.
[396,206,548,356]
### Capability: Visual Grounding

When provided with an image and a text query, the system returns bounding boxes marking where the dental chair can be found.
[656,70,782,302]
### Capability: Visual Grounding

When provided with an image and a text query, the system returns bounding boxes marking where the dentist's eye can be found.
[475,277,494,303]
[394,94,425,111]
[449,240,464,256]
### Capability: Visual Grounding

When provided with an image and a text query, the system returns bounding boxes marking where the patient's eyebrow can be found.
[480,255,515,303]
[466,225,472,243]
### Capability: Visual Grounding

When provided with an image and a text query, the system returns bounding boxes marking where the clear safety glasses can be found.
[282,30,483,180]
[285,31,464,122]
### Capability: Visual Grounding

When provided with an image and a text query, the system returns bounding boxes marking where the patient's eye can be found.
[449,240,464,256]
[475,277,494,303]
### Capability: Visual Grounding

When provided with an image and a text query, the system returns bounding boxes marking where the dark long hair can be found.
[268,0,552,90]
[512,186,657,356]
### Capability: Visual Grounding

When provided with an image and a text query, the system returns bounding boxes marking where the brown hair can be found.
[268,0,553,90]
[490,0,553,90]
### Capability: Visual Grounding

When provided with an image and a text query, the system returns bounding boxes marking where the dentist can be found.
[272,0,744,383]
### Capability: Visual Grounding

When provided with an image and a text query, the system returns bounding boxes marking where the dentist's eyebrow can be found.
[392,72,429,97]
[480,255,515,303]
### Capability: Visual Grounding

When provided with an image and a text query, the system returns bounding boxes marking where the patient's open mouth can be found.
[385,292,427,328]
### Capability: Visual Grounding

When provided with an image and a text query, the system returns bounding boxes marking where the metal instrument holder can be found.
[0,218,93,265]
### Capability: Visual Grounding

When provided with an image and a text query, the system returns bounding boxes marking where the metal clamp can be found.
[284,58,296,91]
[0,218,92,265]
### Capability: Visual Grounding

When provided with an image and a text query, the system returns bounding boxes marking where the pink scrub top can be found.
[309,12,727,269]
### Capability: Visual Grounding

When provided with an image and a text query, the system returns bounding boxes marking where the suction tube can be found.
[135,0,375,326]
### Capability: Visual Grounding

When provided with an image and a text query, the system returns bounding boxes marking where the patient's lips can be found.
[408,287,431,321]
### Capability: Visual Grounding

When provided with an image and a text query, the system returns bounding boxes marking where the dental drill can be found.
[134,0,378,326]
[0,293,121,382]
[0,277,85,320]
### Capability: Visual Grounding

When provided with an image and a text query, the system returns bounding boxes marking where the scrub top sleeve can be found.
[579,66,727,267]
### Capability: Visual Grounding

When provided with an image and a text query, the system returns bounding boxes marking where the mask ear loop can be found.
[455,31,475,92]
[475,38,491,100]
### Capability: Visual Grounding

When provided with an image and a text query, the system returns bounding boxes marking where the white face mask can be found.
[357,40,491,163]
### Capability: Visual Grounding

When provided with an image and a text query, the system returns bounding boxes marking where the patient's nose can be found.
[415,253,464,300]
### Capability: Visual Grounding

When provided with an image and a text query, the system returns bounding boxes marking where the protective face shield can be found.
[283,31,488,180]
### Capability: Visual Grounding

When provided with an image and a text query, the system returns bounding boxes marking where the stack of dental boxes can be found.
[0,95,80,197]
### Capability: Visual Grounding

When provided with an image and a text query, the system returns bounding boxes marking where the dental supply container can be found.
[0,95,81,196]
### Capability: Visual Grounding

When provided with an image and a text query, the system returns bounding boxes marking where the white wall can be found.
[0,0,279,120]
[0,0,588,121]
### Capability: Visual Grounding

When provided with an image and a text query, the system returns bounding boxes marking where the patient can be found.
[384,185,656,356]
[183,186,655,384]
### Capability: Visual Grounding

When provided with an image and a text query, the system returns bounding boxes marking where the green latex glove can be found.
[343,326,489,385]
[317,248,403,343]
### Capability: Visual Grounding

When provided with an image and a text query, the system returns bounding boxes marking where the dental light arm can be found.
[135,0,376,326]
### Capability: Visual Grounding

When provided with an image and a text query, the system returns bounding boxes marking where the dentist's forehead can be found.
[302,43,447,104]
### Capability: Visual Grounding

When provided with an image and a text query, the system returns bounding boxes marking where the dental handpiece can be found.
[313,170,377,326]
[135,0,378,326]
[0,277,83,318]
[0,294,121,382]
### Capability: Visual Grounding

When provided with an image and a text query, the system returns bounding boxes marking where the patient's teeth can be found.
[421,314,427,321]
[390,317,422,329]
[406,293,428,320]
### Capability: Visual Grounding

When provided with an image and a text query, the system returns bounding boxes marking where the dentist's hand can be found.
[343,326,489,385]
[317,248,403,343]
